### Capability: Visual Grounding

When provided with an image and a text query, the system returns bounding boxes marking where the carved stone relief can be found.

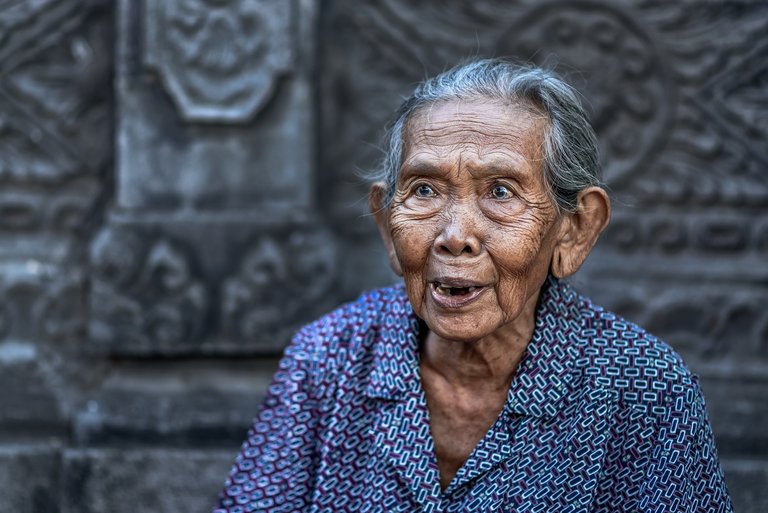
[497,1,674,185]
[89,227,207,353]
[221,227,337,342]
[117,0,313,212]
[88,220,338,354]
[97,0,327,355]
[0,0,112,240]
[144,0,292,123]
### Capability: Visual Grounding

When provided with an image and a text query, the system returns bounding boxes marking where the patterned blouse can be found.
[213,277,733,512]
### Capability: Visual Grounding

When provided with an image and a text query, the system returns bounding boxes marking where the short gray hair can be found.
[372,58,603,213]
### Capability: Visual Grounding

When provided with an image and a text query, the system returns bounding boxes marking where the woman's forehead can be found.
[401,99,548,170]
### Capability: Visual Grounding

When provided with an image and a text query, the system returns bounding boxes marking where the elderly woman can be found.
[214,59,732,512]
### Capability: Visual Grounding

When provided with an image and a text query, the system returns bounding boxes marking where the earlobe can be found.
[550,187,611,278]
[369,182,403,277]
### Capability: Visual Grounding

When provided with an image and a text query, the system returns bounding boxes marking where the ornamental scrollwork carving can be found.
[143,0,293,123]
[496,1,674,186]
[222,227,337,342]
[0,263,86,344]
[89,228,207,353]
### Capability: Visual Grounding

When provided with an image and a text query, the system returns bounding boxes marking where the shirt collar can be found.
[365,277,584,418]
[364,284,423,399]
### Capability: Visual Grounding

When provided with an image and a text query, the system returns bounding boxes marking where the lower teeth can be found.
[435,285,477,296]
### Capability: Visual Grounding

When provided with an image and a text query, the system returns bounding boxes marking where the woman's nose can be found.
[434,206,482,257]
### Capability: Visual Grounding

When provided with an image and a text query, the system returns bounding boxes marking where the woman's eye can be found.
[491,185,512,200]
[415,184,436,197]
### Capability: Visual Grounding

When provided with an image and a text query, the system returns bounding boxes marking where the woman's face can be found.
[384,99,567,343]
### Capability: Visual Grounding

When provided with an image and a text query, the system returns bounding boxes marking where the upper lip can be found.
[430,276,487,288]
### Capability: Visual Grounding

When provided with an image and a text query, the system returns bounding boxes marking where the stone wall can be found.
[0,1,765,511]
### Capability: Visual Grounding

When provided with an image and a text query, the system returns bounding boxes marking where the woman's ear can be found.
[551,186,611,278]
[369,182,403,277]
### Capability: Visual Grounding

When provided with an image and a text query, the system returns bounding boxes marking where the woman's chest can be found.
[311,385,653,513]
[425,388,509,490]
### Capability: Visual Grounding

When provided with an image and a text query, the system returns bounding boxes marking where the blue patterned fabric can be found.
[214,277,732,512]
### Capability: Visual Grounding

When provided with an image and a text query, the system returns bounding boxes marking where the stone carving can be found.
[646,293,768,361]
[623,1,768,209]
[600,214,767,254]
[0,113,79,181]
[0,263,86,344]
[0,0,112,244]
[35,272,86,342]
[0,0,112,176]
[222,227,337,342]
[144,0,293,123]
[496,1,673,186]
[89,228,207,353]
[87,222,337,354]
[0,180,100,234]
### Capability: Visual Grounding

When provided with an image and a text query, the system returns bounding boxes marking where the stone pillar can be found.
[73,2,332,510]
[90,0,334,356]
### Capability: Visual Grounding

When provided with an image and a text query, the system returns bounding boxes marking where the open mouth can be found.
[430,280,486,308]
[433,283,480,297]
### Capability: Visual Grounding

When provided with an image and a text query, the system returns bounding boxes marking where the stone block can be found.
[62,448,234,513]
[116,0,316,211]
[88,219,339,355]
[0,444,61,513]
[722,459,768,513]
[0,341,64,431]
[74,360,276,446]
[698,376,768,457]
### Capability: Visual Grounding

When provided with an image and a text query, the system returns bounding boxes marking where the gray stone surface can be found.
[0,445,61,513]
[116,0,313,211]
[73,359,276,446]
[62,448,233,513]
[723,459,768,513]
[89,0,332,355]
[88,218,339,355]
[0,341,63,430]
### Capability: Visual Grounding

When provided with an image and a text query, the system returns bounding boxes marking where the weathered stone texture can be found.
[73,359,276,446]
[722,459,768,513]
[0,342,63,429]
[0,445,61,513]
[62,448,233,513]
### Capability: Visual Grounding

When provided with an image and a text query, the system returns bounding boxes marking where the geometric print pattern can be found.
[213,277,733,512]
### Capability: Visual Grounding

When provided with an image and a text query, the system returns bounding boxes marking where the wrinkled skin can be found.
[371,98,610,490]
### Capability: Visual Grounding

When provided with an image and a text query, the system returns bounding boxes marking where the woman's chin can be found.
[423,317,499,344]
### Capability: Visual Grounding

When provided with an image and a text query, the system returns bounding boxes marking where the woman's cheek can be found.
[391,221,435,271]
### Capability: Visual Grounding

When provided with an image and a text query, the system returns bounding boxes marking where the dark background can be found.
[0,0,766,511]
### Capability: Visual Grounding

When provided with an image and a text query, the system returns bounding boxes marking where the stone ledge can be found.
[62,447,235,513]
[0,444,61,513]
[722,458,768,513]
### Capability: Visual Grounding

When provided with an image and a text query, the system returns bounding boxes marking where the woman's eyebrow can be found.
[467,160,529,181]
[399,159,447,178]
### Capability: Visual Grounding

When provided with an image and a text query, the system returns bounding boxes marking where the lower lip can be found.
[429,284,487,309]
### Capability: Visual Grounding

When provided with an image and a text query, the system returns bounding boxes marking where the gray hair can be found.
[372,58,603,213]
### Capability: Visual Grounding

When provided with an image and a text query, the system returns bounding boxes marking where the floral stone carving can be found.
[89,228,207,353]
[221,228,337,342]
[143,0,293,123]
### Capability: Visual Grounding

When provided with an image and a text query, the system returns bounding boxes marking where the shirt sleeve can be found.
[213,329,321,513]
[639,383,733,513]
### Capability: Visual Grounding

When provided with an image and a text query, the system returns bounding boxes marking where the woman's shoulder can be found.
[569,284,702,414]
[286,283,410,388]
[295,283,408,347]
